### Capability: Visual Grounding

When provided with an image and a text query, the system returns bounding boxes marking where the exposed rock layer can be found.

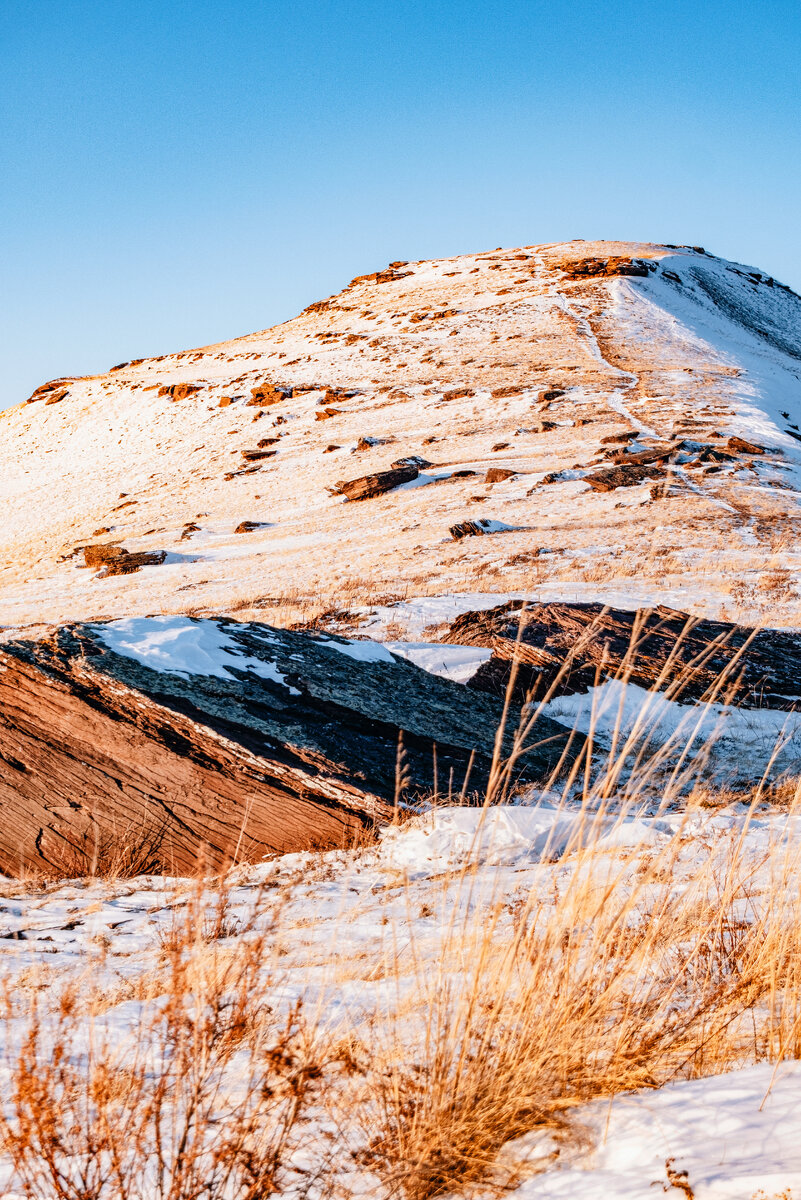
[0,620,578,875]
[442,600,801,708]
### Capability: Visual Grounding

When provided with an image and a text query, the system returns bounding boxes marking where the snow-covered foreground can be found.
[2,803,801,1198]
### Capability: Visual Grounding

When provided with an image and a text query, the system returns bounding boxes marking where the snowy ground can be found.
[2,804,801,1198]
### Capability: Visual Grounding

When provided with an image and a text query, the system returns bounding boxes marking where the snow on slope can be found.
[1,240,800,630]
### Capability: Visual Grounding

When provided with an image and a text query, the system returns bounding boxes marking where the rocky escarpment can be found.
[0,619,579,875]
[441,600,801,708]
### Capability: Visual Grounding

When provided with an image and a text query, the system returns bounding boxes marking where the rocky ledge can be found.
[0,619,578,876]
[441,600,801,708]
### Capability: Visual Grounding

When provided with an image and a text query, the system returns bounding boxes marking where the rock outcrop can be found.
[332,465,419,500]
[0,619,579,875]
[82,544,167,575]
[441,600,801,708]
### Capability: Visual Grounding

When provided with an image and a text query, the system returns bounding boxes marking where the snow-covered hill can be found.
[2,240,801,631]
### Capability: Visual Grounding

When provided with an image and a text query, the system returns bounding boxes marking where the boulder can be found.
[83,544,167,576]
[26,378,76,404]
[485,467,516,483]
[391,455,434,469]
[584,464,665,491]
[332,464,419,501]
[0,619,581,874]
[727,436,766,455]
[158,383,202,401]
[561,257,656,280]
[234,521,266,533]
[449,519,511,539]
[247,385,292,407]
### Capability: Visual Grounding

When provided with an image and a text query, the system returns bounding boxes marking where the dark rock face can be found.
[486,468,516,483]
[441,600,801,708]
[332,465,419,500]
[0,620,580,875]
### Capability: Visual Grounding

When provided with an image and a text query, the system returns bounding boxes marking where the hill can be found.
[2,239,800,632]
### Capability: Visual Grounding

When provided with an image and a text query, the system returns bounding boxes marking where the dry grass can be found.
[0,876,333,1200]
[2,622,801,1197]
[39,814,169,882]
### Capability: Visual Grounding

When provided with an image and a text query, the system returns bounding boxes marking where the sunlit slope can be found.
[1,240,800,628]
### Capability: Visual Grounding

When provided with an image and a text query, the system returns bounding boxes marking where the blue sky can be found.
[2,0,799,409]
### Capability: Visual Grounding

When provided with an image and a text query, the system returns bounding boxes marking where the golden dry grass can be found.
[1,620,801,1197]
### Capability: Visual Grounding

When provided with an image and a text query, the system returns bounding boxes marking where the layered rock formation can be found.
[0,618,578,874]
[441,600,801,708]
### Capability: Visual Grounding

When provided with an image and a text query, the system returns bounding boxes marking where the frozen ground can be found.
[2,804,801,1197]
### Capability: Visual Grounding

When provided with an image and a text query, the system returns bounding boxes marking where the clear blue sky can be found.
[2,0,799,409]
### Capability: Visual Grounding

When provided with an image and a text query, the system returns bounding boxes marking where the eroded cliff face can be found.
[0,619,579,875]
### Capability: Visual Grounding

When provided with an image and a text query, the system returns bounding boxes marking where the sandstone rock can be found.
[727,435,766,455]
[491,441,510,452]
[449,519,508,539]
[315,407,342,420]
[241,449,278,462]
[442,387,474,401]
[348,268,412,288]
[584,464,665,491]
[247,385,292,407]
[561,257,656,280]
[158,383,202,401]
[83,544,167,576]
[485,467,516,483]
[218,396,233,407]
[234,521,266,533]
[356,436,393,451]
[604,445,676,466]
[391,455,433,469]
[600,431,637,444]
[26,378,76,404]
[332,464,419,501]
[0,619,580,874]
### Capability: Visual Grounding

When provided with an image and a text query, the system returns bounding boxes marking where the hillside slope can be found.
[2,239,801,630]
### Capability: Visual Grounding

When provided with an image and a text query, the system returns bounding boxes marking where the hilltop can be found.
[2,239,800,632]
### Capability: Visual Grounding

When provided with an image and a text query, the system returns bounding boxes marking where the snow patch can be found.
[384,641,492,683]
[93,616,300,691]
